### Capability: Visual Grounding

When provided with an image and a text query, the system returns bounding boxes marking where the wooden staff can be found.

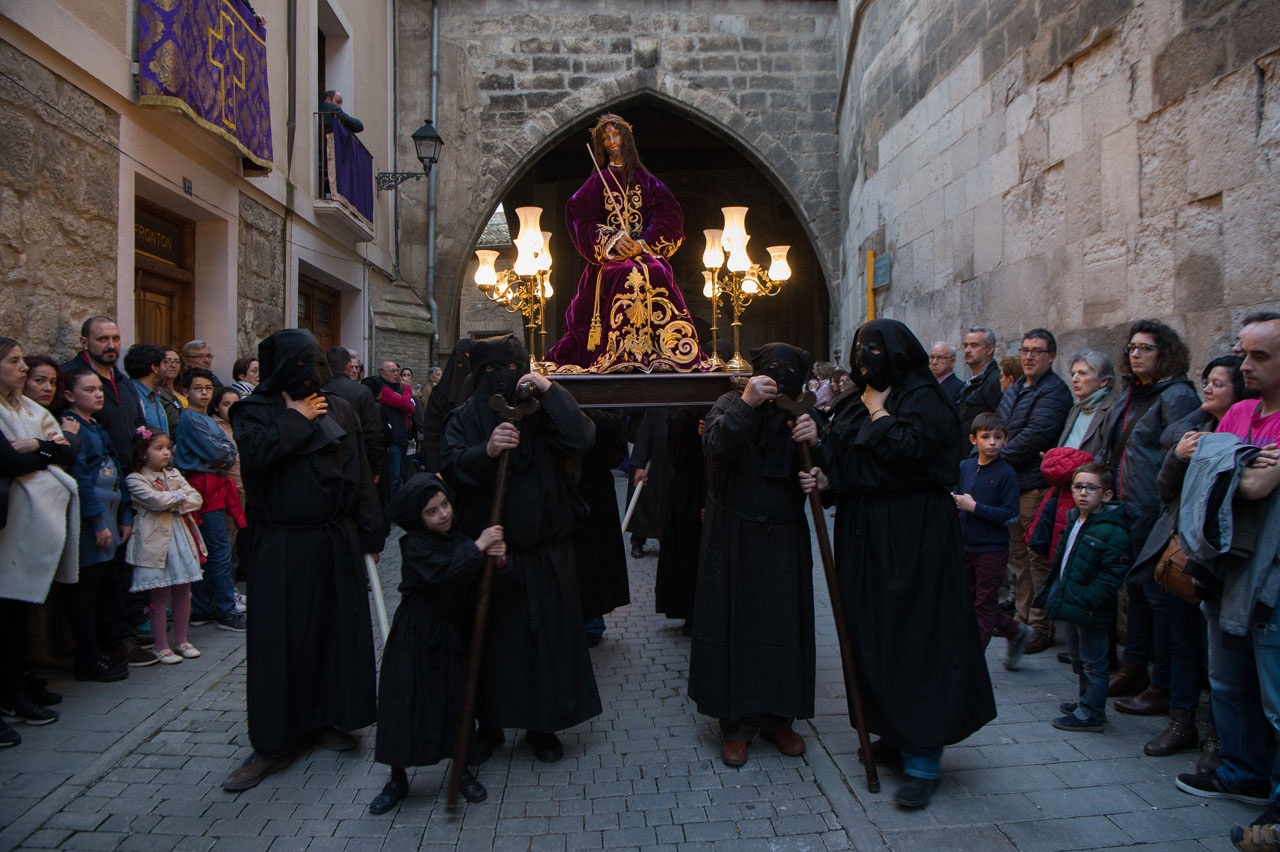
[447,392,541,809]
[775,391,880,793]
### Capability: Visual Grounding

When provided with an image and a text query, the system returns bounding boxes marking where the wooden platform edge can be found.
[549,371,747,408]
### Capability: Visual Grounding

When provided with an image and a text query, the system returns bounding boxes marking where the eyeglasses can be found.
[1126,343,1159,354]
[1070,483,1103,494]
[1018,347,1049,357]
[1204,380,1230,391]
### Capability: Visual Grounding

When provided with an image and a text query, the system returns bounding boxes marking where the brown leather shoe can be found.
[1196,722,1222,775]
[1144,707,1198,756]
[315,727,358,752]
[1024,631,1054,655]
[223,750,293,792]
[762,728,806,757]
[721,739,749,767]
[1107,662,1149,697]
[1115,684,1170,716]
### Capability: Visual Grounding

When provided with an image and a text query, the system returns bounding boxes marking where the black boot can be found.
[369,768,408,814]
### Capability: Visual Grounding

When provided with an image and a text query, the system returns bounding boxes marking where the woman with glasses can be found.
[1127,355,1246,761]
[1100,320,1201,715]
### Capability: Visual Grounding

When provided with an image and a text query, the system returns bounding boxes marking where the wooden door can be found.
[135,270,194,352]
[298,277,340,351]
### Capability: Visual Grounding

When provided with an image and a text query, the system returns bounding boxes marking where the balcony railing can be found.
[316,111,374,242]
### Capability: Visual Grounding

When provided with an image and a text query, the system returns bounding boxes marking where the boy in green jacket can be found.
[1033,462,1129,732]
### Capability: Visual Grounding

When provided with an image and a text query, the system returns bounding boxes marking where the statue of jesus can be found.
[546,114,713,373]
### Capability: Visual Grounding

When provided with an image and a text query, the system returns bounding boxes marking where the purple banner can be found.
[329,119,374,223]
[137,0,274,171]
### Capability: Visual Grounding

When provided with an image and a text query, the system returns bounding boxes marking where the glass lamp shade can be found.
[411,119,444,169]
[702,269,715,298]
[766,245,792,281]
[720,207,748,252]
[513,207,544,275]
[726,232,751,273]
[538,231,553,271]
[742,273,760,294]
[474,249,499,287]
[541,280,553,298]
[702,229,724,269]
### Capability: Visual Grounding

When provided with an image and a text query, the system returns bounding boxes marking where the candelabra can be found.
[701,206,791,372]
[474,206,554,373]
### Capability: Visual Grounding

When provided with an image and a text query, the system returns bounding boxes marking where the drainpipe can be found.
[426,0,440,360]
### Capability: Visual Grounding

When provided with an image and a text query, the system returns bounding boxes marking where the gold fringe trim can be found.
[138,94,274,171]
[587,267,604,351]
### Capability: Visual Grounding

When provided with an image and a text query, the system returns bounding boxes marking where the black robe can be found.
[687,392,816,722]
[440,383,602,732]
[826,377,997,749]
[625,408,672,541]
[654,407,707,620]
[575,409,630,621]
[375,526,480,768]
[232,392,387,754]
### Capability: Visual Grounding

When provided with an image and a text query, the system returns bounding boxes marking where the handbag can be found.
[1154,534,1200,604]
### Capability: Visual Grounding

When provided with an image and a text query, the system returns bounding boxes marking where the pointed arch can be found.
[447,71,840,329]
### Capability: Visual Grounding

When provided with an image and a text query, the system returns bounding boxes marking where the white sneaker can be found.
[235,592,248,613]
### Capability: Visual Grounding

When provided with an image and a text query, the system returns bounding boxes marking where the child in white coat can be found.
[125,428,206,664]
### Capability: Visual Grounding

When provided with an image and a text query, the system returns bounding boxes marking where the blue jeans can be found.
[1122,581,1154,670]
[1206,601,1280,803]
[1065,622,1110,722]
[900,745,943,779]
[191,509,236,621]
[386,444,406,500]
[1157,585,1206,710]
[584,616,605,637]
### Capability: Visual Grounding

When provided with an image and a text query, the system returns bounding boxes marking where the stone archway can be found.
[439,70,840,348]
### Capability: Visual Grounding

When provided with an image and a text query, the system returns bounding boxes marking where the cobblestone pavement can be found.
[0,475,1260,851]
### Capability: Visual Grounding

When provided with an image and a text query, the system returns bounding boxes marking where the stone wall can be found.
[838,0,1280,366]
[397,0,840,351]
[236,193,284,358]
[0,39,119,356]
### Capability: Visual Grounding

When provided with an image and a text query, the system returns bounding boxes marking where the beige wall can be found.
[837,0,1280,369]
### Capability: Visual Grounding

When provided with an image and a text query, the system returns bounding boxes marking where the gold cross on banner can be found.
[207,4,247,130]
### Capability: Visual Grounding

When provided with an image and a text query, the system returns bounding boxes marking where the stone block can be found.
[989,141,1020,197]
[1065,142,1103,243]
[1128,211,1178,316]
[1136,100,1190,218]
[1173,195,1226,312]
[1153,21,1229,108]
[973,196,1004,275]
[1047,101,1083,163]
[1081,73,1132,140]
[1079,233,1130,327]
[1100,124,1140,230]
[1186,68,1264,200]
[1223,172,1280,307]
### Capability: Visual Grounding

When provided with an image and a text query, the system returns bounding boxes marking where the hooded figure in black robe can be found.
[418,340,474,473]
[821,319,995,795]
[575,409,630,633]
[227,329,387,781]
[688,342,817,760]
[654,406,708,624]
[440,335,601,753]
[371,473,490,811]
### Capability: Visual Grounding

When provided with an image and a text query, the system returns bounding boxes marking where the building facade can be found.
[1,0,434,374]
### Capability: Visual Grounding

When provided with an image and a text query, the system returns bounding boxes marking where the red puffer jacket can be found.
[1024,446,1096,558]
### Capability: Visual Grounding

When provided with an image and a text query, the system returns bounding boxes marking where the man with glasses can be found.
[364,360,415,502]
[996,328,1072,654]
[182,340,224,387]
[929,341,963,405]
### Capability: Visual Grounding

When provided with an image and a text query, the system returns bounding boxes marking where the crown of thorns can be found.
[591,114,633,136]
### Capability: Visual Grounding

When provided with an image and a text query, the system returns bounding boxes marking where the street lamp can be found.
[376,119,445,191]
[474,206,554,372]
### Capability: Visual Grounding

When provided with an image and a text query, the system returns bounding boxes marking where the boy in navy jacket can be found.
[954,413,1033,668]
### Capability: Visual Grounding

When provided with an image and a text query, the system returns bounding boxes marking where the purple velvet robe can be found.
[547,166,712,372]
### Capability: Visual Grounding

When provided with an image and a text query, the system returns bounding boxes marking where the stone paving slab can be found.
[0,481,1265,851]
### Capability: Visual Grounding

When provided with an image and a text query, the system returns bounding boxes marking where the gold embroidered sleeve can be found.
[650,236,682,258]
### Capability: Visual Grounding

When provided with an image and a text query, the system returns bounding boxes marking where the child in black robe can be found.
[369,473,504,815]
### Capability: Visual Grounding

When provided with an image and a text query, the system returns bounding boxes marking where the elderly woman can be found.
[1027,351,1122,573]
[0,338,79,746]
[1128,355,1246,760]
[1102,320,1201,711]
